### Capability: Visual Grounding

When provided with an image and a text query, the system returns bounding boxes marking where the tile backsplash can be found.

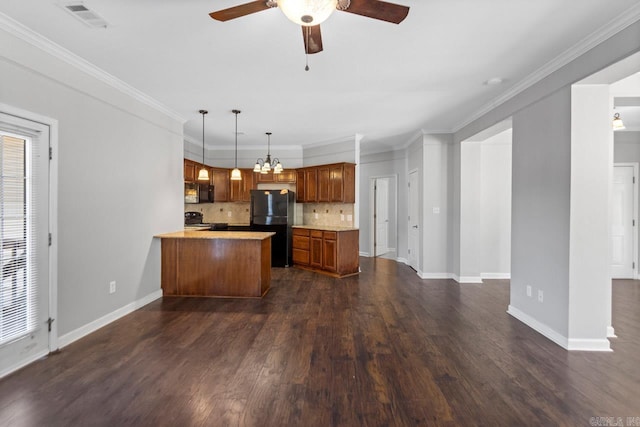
[185,202,250,225]
[185,202,354,227]
[303,203,354,227]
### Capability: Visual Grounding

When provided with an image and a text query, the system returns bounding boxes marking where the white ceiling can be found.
[1,0,640,153]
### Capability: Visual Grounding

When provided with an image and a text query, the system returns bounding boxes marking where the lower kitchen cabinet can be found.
[292,227,359,277]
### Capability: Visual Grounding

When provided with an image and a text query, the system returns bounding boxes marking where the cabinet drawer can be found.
[323,231,337,240]
[293,228,309,237]
[293,248,310,265]
[310,230,323,238]
[293,235,310,250]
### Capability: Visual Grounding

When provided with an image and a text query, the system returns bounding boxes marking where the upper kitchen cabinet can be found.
[256,169,297,184]
[184,159,197,182]
[210,167,230,202]
[230,169,255,202]
[296,163,355,203]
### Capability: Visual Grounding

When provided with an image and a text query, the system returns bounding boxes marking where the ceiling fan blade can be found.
[209,1,272,22]
[340,0,409,24]
[302,25,323,54]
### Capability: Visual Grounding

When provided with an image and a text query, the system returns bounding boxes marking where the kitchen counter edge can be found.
[156,230,275,240]
[292,225,358,232]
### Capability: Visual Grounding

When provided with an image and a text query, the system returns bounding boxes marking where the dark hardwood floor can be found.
[1,258,639,426]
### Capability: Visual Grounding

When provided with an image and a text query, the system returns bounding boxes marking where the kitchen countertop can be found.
[156,230,275,240]
[292,225,358,232]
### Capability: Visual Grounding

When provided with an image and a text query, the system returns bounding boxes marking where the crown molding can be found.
[452,4,640,133]
[301,134,356,148]
[184,135,303,151]
[0,12,186,124]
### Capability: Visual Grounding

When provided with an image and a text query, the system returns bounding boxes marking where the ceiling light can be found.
[254,132,284,174]
[278,0,338,26]
[613,112,626,131]
[197,110,209,181]
[231,109,242,181]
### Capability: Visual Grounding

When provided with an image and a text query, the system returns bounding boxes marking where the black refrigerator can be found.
[250,189,295,267]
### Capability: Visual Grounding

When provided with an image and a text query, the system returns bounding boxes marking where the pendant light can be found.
[197,109,209,181]
[613,112,626,131]
[254,132,284,174]
[230,109,242,181]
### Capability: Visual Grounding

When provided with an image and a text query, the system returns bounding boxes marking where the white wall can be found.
[0,27,184,341]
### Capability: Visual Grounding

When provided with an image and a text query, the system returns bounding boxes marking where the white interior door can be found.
[0,113,50,377]
[375,178,390,256]
[611,165,635,279]
[408,171,419,271]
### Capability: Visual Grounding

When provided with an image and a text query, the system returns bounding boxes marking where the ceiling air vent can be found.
[62,2,108,28]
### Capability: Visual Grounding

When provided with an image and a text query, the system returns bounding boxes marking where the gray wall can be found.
[0,27,184,338]
[511,89,572,337]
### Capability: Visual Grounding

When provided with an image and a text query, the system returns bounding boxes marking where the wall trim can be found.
[507,305,569,349]
[0,350,49,379]
[359,251,370,257]
[0,12,185,124]
[453,3,640,133]
[421,273,454,280]
[480,273,511,280]
[454,275,483,284]
[607,326,617,338]
[567,338,612,352]
[58,289,162,349]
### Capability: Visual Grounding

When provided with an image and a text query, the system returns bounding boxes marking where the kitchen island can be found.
[156,230,274,298]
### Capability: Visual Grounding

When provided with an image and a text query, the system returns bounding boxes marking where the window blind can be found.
[0,133,38,345]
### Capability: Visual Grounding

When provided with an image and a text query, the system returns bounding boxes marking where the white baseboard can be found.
[421,273,454,279]
[507,305,613,352]
[454,275,483,284]
[397,257,408,264]
[607,326,617,338]
[0,350,49,379]
[567,338,612,352]
[359,251,370,257]
[507,305,569,349]
[58,289,162,349]
[480,273,511,280]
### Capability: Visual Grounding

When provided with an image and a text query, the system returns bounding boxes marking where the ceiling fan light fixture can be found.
[278,0,337,26]
[613,112,626,131]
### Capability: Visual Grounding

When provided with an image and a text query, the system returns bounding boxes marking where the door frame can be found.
[407,168,420,271]
[368,175,397,257]
[613,162,638,280]
[0,103,59,356]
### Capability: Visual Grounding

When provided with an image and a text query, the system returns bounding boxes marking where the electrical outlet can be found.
[538,290,544,303]
[314,213,319,219]
[109,281,116,294]
[526,285,532,297]
[347,214,353,221]
[341,214,345,221]
[227,211,232,217]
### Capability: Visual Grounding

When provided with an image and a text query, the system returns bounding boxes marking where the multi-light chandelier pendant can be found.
[197,108,284,181]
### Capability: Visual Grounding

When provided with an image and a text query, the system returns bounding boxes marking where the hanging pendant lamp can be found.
[230,109,242,181]
[197,109,210,181]
[254,132,284,174]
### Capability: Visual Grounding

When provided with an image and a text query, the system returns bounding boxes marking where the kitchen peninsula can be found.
[156,230,274,298]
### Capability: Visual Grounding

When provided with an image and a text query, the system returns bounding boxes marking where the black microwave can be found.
[185,183,214,204]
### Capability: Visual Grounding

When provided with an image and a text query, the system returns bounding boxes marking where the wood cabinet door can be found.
[330,164,344,202]
[243,169,255,201]
[305,169,318,202]
[310,236,323,268]
[317,166,330,202]
[184,159,197,182]
[296,170,305,202]
[276,169,296,183]
[257,171,275,182]
[211,168,229,202]
[342,163,356,203]
[322,237,337,272]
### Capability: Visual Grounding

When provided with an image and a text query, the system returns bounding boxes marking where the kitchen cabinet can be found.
[296,170,305,203]
[317,166,330,202]
[292,227,359,277]
[184,159,197,182]
[294,163,355,203]
[230,169,255,202]
[256,169,297,183]
[210,167,230,202]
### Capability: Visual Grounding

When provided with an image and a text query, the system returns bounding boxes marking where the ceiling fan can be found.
[209,0,410,57]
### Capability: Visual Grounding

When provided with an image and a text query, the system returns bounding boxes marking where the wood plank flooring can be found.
[1,258,639,426]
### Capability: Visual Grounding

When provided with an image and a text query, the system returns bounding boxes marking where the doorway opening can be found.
[370,175,398,260]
